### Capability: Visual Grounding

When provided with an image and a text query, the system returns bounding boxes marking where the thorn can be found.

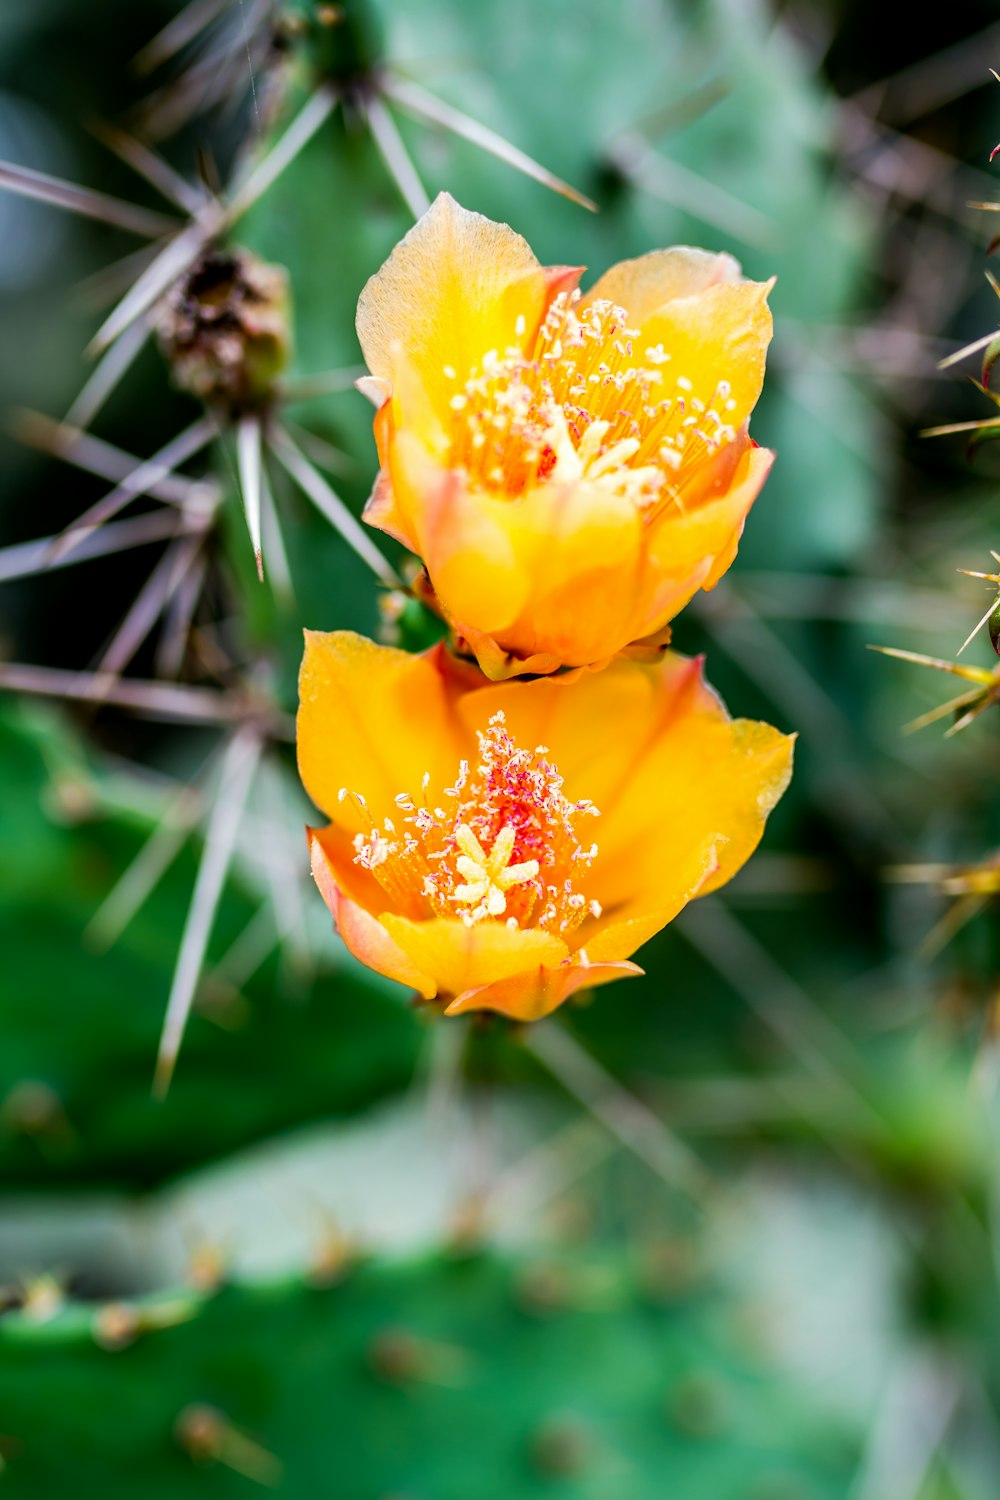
[48,414,216,565]
[679,897,871,1112]
[364,93,430,219]
[606,130,774,247]
[1,1081,74,1152]
[9,408,215,509]
[0,661,284,732]
[530,1416,593,1476]
[936,328,1000,370]
[66,318,151,431]
[0,511,187,585]
[383,75,597,212]
[366,1328,473,1387]
[88,117,211,216]
[956,595,998,655]
[225,86,337,224]
[236,414,265,581]
[93,1297,197,1351]
[920,415,1000,437]
[0,159,179,237]
[867,643,997,684]
[667,1372,730,1438]
[305,1225,356,1289]
[132,0,229,74]
[176,1405,283,1488]
[279,366,366,402]
[153,728,262,1098]
[902,685,991,734]
[920,894,991,957]
[85,785,202,951]
[157,550,209,676]
[88,215,220,356]
[93,536,204,684]
[522,1021,708,1198]
[281,419,356,478]
[268,426,401,587]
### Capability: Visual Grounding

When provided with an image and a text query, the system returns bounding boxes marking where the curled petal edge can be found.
[309,830,437,999]
[444,957,644,1022]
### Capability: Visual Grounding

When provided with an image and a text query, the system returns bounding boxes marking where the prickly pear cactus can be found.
[8,0,999,1495]
[0,1248,857,1498]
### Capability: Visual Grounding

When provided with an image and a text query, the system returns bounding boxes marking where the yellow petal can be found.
[593,670,795,912]
[445,957,643,1022]
[638,278,773,433]
[297,630,462,828]
[356,193,549,421]
[583,247,742,323]
[382,914,568,997]
[643,444,775,616]
[585,840,718,962]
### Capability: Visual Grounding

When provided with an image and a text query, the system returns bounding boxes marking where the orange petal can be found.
[392,460,645,671]
[381,914,567,997]
[483,480,645,666]
[356,193,549,422]
[310,831,436,998]
[445,957,643,1021]
[583,247,743,323]
[297,630,462,827]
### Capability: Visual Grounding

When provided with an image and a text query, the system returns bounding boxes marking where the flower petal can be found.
[444,956,643,1021]
[297,630,462,827]
[484,480,645,666]
[585,839,719,961]
[390,435,530,636]
[638,277,773,433]
[449,650,793,942]
[644,443,775,614]
[381,913,567,997]
[356,193,550,420]
[583,246,742,324]
[310,831,436,997]
[592,672,795,912]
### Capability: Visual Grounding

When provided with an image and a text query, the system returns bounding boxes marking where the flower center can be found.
[444,291,739,511]
[345,713,601,935]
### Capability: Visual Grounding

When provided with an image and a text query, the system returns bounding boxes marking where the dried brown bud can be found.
[155,246,291,416]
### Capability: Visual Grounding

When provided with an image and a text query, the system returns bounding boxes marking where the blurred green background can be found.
[1,0,1000,1494]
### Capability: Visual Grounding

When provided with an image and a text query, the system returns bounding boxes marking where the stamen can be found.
[350,713,599,937]
[443,290,738,513]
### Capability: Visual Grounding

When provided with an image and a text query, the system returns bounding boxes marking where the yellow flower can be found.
[298,630,793,1021]
[356,194,774,680]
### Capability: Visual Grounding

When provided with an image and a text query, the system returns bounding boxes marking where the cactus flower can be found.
[298,630,793,1021]
[356,194,774,679]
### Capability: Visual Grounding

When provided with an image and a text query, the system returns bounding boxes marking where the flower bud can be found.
[155,246,291,415]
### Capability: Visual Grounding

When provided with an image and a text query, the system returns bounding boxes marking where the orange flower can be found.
[298,630,793,1021]
[356,194,774,679]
